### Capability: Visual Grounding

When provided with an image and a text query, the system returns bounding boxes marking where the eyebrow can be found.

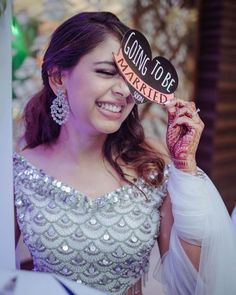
[94,61,116,66]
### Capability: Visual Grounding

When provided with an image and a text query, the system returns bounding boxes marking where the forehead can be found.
[80,35,121,64]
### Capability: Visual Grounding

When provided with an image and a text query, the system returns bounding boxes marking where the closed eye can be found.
[96,69,118,76]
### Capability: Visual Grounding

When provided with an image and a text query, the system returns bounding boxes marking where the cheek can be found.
[127,95,135,104]
[128,101,136,111]
[66,82,88,107]
[124,103,135,119]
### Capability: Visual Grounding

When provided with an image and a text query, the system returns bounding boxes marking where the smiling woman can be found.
[54,36,134,135]
[12,10,236,295]
[13,12,166,295]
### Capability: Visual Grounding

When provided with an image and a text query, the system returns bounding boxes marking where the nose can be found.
[112,75,131,99]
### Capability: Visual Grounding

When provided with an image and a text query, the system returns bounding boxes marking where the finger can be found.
[165,98,190,124]
[187,101,197,112]
[176,106,201,123]
[164,98,190,113]
[175,101,197,112]
[176,106,194,118]
[171,115,203,130]
[192,108,200,117]
[164,99,178,114]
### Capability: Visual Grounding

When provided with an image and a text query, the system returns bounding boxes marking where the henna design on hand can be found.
[165,99,204,173]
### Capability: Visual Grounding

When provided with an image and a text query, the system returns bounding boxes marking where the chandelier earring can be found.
[50,89,70,125]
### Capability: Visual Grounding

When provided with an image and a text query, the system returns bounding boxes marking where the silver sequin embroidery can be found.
[13,153,168,295]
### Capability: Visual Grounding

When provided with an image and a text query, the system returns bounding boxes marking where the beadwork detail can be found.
[13,153,168,295]
[50,89,70,125]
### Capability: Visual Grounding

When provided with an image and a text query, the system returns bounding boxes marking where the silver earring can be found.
[50,89,70,125]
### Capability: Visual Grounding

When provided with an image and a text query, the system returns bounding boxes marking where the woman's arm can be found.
[155,164,236,295]
[158,193,201,270]
[154,98,236,294]
[157,193,173,257]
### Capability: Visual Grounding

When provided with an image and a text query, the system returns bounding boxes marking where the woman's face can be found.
[62,34,135,136]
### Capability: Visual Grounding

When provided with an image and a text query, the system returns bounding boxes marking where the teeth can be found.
[97,102,122,113]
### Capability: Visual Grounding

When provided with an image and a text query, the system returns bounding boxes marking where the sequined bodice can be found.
[14,153,167,295]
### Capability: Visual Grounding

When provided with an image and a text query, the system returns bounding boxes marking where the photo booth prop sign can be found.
[113,30,178,104]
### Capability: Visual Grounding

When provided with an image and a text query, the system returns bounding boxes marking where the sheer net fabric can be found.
[155,165,236,295]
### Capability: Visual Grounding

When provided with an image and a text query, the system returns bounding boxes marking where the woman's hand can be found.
[165,98,204,173]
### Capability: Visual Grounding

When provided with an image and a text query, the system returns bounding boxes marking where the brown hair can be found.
[23,11,165,187]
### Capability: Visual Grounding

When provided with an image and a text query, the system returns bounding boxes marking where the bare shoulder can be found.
[19,145,52,168]
[20,146,41,159]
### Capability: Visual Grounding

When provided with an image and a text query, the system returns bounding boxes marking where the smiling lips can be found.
[96,102,124,113]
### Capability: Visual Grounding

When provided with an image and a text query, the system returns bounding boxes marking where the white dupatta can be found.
[156,164,236,295]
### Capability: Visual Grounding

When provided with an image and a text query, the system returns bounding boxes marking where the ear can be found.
[48,67,66,95]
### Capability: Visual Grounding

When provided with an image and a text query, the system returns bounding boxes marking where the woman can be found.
[14,11,236,295]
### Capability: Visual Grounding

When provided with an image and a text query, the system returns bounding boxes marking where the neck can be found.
[55,125,108,164]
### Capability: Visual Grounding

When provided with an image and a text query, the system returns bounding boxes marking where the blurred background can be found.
[7,0,236,291]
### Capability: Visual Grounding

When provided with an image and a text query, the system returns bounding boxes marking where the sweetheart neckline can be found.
[13,152,141,202]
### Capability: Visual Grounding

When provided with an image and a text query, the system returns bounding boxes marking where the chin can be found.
[100,127,120,135]
[96,122,122,135]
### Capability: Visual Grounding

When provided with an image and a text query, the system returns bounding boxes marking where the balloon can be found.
[12,16,28,74]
